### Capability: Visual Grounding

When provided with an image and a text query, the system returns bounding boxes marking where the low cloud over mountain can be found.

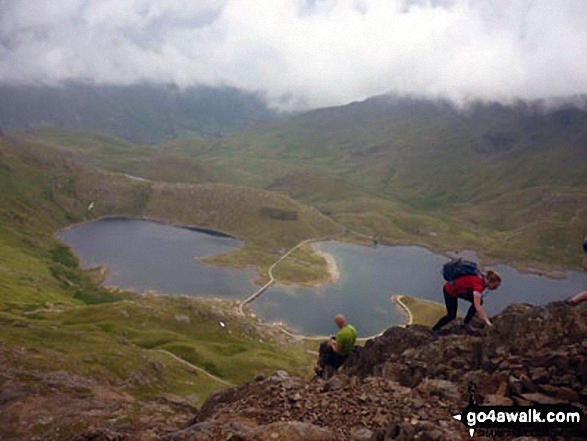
[1,1,587,110]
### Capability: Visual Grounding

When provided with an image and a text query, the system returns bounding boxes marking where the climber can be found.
[315,314,356,378]
[432,266,502,335]
[565,235,587,306]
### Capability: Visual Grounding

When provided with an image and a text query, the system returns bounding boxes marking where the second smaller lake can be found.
[250,242,587,336]
[58,219,587,338]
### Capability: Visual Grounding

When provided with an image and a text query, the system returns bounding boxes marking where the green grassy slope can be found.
[3,95,585,435]
[8,131,342,282]
[11,97,587,272]
[0,135,318,437]
[397,295,447,327]
[171,97,587,272]
[15,128,214,185]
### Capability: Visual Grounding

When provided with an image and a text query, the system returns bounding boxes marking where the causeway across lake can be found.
[59,218,587,336]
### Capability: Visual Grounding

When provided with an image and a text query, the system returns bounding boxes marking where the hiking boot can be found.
[431,329,440,340]
[314,365,324,378]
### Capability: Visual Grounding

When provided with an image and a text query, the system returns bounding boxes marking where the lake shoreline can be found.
[57,215,238,239]
[311,243,341,285]
[391,294,413,326]
[58,217,580,285]
[57,218,587,336]
[342,235,580,281]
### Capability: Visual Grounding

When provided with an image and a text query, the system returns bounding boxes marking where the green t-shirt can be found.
[335,324,357,356]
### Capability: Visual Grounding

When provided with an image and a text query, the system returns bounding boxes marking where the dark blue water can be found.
[250,242,587,336]
[58,218,256,298]
[58,220,587,337]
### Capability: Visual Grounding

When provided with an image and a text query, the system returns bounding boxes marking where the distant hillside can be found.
[0,133,339,439]
[195,94,587,194]
[0,83,277,143]
[178,95,587,271]
[8,94,587,271]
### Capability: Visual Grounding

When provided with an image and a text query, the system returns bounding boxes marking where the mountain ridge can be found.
[177,94,587,272]
[0,83,277,143]
[8,91,587,273]
[1,91,587,439]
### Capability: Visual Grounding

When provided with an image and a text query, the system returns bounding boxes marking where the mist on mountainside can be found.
[0,83,276,143]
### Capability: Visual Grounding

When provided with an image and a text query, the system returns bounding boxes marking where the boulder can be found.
[322,374,348,392]
[72,429,126,441]
[484,302,587,359]
[250,422,337,440]
[528,367,549,383]
[350,426,373,440]
[537,385,579,403]
[268,370,290,381]
[520,393,567,405]
[167,302,587,440]
[416,379,462,403]
[508,376,524,396]
[371,420,465,441]
[483,395,514,406]
[344,325,433,377]
[159,420,255,441]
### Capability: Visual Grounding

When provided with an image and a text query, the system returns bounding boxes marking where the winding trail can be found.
[238,234,342,315]
[391,294,414,326]
[154,349,235,387]
[237,227,402,343]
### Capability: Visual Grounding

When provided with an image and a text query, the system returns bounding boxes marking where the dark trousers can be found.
[432,288,480,331]
[318,341,348,369]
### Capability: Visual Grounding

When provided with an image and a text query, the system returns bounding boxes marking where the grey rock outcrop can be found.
[162,302,587,440]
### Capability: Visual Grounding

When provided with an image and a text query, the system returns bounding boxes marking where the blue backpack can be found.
[442,258,481,282]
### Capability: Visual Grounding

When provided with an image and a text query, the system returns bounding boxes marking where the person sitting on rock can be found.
[315,314,356,378]
[432,270,501,336]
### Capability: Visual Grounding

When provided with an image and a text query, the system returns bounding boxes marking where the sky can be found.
[1,0,586,110]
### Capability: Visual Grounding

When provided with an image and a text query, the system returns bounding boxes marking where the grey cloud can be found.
[0,0,586,110]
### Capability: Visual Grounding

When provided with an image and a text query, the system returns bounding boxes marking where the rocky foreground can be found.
[159,301,587,440]
[5,300,585,440]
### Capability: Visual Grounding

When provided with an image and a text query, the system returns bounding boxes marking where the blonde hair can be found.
[485,270,502,285]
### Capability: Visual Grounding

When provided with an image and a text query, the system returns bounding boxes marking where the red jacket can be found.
[444,275,486,299]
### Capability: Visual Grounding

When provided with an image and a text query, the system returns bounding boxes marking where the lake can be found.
[57,218,257,298]
[250,242,587,336]
[58,219,587,337]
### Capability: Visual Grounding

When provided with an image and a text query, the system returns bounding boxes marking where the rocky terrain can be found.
[3,300,585,440]
[159,300,587,440]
